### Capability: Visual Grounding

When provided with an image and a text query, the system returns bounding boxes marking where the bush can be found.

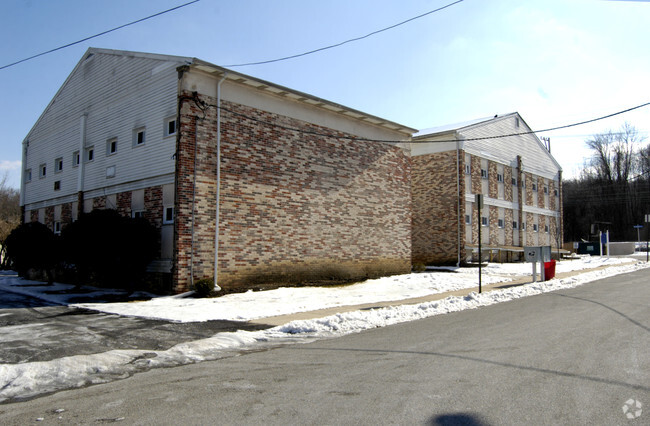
[412,263,427,272]
[193,278,216,297]
[4,221,60,284]
[62,209,158,291]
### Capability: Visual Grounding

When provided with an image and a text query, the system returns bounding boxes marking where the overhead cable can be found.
[0,0,200,71]
[224,0,464,67]
[208,100,650,145]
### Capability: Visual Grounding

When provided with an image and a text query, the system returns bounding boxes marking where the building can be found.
[20,48,415,293]
[411,113,563,265]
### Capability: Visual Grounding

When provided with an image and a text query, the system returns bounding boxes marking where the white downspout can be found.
[214,73,227,292]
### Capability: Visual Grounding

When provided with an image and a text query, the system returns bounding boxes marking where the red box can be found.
[544,259,556,280]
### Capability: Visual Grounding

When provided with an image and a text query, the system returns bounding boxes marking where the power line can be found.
[0,0,200,71]
[224,0,464,67]
[201,97,650,145]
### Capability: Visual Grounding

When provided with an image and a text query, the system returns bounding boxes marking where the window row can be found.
[464,215,550,232]
[464,164,558,196]
[24,118,177,183]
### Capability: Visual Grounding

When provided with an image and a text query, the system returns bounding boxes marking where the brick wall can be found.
[174,93,412,292]
[411,151,462,264]
[116,191,132,217]
[45,206,54,230]
[504,166,513,202]
[488,161,498,199]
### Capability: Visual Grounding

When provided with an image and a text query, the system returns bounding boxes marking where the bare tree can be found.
[567,123,648,241]
[0,171,21,268]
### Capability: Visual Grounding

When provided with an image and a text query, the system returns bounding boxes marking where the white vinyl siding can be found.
[21,51,182,206]
[459,115,560,179]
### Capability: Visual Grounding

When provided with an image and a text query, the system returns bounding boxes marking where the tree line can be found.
[0,172,20,267]
[563,123,650,243]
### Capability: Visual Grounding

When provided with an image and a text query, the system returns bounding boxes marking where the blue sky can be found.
[1,0,649,189]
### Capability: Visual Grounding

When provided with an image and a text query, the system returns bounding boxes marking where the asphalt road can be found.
[1,268,649,425]
[0,296,270,364]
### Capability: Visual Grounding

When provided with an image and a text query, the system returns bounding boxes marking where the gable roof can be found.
[23,47,415,143]
[414,112,562,177]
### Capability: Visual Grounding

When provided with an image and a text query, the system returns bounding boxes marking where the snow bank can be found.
[1,257,647,403]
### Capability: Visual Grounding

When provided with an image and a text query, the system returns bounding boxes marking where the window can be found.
[25,169,32,183]
[39,163,47,178]
[163,206,175,224]
[107,138,117,156]
[533,224,539,232]
[481,216,489,227]
[512,221,518,230]
[53,221,62,235]
[132,210,145,219]
[554,188,559,196]
[545,225,549,233]
[133,127,146,146]
[481,169,488,179]
[54,180,61,191]
[73,151,80,167]
[498,218,504,228]
[512,177,517,186]
[465,164,471,175]
[521,223,526,230]
[106,165,116,178]
[497,173,504,183]
[532,183,538,192]
[55,157,63,173]
[465,214,471,224]
[543,186,548,195]
[86,147,94,162]
[164,117,177,137]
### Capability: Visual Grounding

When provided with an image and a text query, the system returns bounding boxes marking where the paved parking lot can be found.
[0,292,271,364]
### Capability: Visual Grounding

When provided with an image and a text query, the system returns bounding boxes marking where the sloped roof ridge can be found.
[86,47,193,65]
[415,113,518,138]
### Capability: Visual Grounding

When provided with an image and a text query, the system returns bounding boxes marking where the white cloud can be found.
[0,160,21,171]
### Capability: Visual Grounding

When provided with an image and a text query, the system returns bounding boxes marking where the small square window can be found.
[54,180,61,191]
[134,127,146,146]
[497,173,503,183]
[497,219,504,228]
[106,165,116,178]
[164,118,177,137]
[25,169,32,183]
[533,224,539,232]
[545,225,550,233]
[465,214,471,224]
[532,183,538,192]
[39,163,47,178]
[481,216,489,227]
[543,186,548,194]
[465,164,471,175]
[554,188,559,196]
[53,221,62,235]
[73,151,80,167]
[132,210,145,219]
[86,147,94,162]
[511,177,517,186]
[163,206,175,224]
[481,169,488,179]
[107,138,117,156]
[55,157,63,173]
[512,221,518,230]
